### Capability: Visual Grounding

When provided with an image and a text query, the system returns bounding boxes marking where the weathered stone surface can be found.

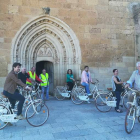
[8,5,19,14]
[0,0,137,88]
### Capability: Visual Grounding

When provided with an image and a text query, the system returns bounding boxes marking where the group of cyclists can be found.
[66,62,140,114]
[2,61,140,122]
[2,62,50,120]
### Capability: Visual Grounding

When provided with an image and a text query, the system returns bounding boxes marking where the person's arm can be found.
[67,74,71,80]
[11,74,26,88]
[35,75,42,82]
[113,77,123,84]
[70,74,75,81]
[82,71,88,83]
[25,73,32,83]
[126,71,135,87]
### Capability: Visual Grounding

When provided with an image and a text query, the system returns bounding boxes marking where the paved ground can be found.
[1,97,140,140]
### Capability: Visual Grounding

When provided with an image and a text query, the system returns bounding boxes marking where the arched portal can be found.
[11,15,81,86]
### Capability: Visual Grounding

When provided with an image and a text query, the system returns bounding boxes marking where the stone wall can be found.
[0,0,139,89]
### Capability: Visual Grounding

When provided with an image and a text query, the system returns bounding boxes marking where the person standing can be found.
[39,69,49,101]
[66,69,75,92]
[112,69,124,113]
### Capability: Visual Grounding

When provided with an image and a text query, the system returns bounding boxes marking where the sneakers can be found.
[16,114,25,120]
[87,93,92,96]
[87,100,91,104]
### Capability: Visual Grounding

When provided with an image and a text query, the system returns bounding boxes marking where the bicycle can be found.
[0,90,49,129]
[71,79,105,105]
[106,87,129,109]
[125,87,140,134]
[54,81,80,101]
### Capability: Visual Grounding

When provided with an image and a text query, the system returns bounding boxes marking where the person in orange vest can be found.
[39,69,49,101]
[26,67,42,85]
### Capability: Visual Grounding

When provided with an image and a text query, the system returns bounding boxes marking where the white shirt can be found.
[127,70,140,91]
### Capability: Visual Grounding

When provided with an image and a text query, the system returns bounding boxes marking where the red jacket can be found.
[26,71,42,83]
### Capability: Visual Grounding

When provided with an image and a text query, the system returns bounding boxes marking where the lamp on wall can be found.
[42,7,50,15]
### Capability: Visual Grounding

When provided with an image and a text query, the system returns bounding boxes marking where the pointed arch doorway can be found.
[36,61,54,94]
[11,15,82,91]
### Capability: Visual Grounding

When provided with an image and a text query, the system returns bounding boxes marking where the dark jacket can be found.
[4,70,26,94]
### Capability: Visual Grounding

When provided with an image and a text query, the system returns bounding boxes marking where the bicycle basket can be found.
[106,101,116,107]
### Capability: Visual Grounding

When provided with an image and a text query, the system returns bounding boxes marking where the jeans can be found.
[41,86,49,100]
[67,82,74,91]
[81,82,90,94]
[3,90,25,115]
[114,91,121,109]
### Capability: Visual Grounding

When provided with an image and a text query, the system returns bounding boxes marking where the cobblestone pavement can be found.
[1,97,140,140]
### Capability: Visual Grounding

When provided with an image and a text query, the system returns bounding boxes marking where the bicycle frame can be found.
[126,87,140,117]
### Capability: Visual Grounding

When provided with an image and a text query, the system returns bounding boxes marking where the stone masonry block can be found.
[86,0,98,5]
[98,0,108,5]
[10,0,22,6]
[0,38,4,43]
[123,56,135,63]
[128,67,135,73]
[8,5,19,14]
[116,62,125,68]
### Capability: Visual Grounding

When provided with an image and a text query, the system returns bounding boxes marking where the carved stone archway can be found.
[11,15,81,86]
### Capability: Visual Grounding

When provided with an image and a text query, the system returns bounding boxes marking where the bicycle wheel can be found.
[138,116,140,123]
[0,104,11,130]
[33,91,41,100]
[123,93,128,109]
[71,91,84,105]
[26,101,49,127]
[95,93,112,112]
[55,88,65,101]
[125,106,136,134]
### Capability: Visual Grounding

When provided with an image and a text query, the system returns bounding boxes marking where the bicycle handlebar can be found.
[128,87,138,94]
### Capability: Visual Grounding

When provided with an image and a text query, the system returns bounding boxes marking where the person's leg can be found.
[81,82,90,94]
[3,91,16,109]
[41,87,45,100]
[46,86,49,99]
[8,97,16,109]
[3,90,25,115]
[69,82,74,91]
[114,91,121,110]
[13,92,25,115]
[67,82,71,91]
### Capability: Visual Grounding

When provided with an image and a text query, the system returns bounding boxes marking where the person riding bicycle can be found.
[67,69,75,92]
[126,62,140,104]
[39,69,49,101]
[112,69,124,113]
[81,66,94,96]
[3,62,32,120]
[26,66,42,86]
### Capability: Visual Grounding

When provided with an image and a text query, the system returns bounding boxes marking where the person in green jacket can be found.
[67,69,75,92]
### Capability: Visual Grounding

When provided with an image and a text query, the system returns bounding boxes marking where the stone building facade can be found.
[0,0,139,92]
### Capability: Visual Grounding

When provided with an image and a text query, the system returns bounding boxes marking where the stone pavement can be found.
[1,97,140,140]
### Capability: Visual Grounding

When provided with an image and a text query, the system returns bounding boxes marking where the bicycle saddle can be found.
[80,85,85,88]
[1,92,7,98]
[107,88,112,91]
